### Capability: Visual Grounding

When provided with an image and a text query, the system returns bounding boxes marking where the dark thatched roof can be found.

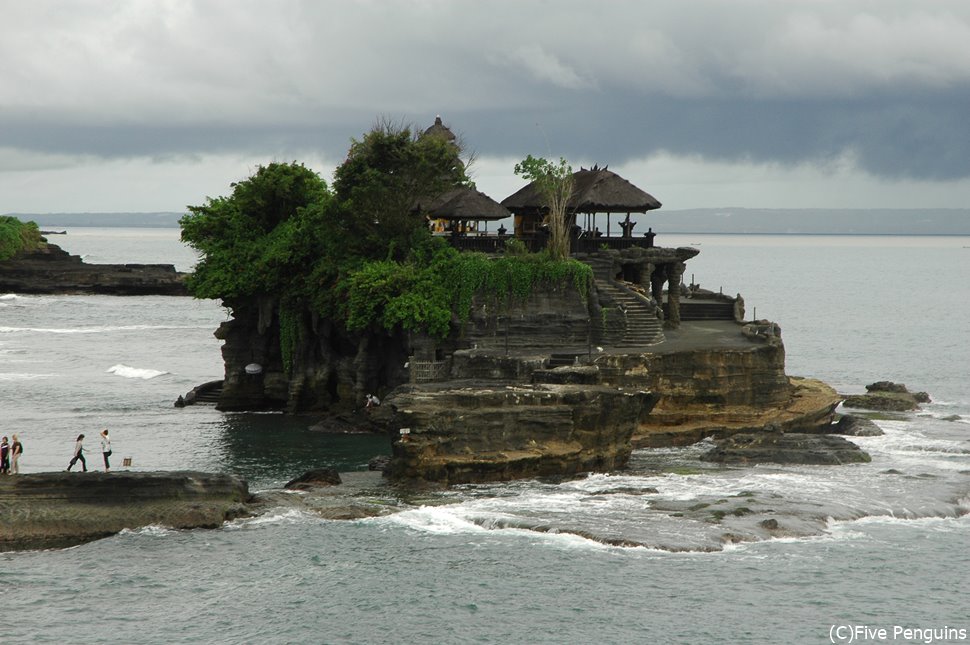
[421,115,457,144]
[502,167,662,215]
[413,186,510,221]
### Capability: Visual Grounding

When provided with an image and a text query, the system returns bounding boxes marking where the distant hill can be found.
[10,212,183,228]
[656,208,970,235]
[9,208,970,235]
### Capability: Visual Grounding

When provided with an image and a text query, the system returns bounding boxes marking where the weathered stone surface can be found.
[700,432,871,465]
[842,382,930,412]
[0,242,187,295]
[833,415,884,436]
[284,468,342,489]
[383,382,658,484]
[0,471,249,552]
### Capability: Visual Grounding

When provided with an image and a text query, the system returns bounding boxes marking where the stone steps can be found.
[582,254,664,348]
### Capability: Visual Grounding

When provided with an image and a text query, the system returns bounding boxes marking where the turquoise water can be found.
[2,230,969,644]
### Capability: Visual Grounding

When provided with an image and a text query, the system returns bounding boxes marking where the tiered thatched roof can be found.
[502,166,661,216]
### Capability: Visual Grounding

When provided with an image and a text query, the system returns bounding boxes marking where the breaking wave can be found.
[106,364,170,379]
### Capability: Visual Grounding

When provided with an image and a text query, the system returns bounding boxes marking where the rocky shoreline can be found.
[0,471,249,552]
[0,240,188,295]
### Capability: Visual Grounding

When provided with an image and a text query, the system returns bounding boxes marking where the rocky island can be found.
[177,118,844,484]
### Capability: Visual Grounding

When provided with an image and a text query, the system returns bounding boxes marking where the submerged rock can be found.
[0,471,249,552]
[284,468,342,490]
[699,432,871,465]
[833,414,884,436]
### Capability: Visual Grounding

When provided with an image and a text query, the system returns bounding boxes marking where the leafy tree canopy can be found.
[0,216,44,261]
[332,119,472,261]
[180,162,331,300]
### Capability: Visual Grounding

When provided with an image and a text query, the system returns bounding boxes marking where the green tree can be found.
[513,155,574,261]
[333,119,471,261]
[179,162,331,300]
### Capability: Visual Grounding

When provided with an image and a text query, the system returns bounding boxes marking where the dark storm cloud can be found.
[4,0,970,181]
[454,91,970,181]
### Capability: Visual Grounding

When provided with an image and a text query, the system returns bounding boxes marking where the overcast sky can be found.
[4,0,970,213]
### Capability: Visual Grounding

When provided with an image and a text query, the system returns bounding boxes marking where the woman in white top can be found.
[10,434,22,474]
[100,429,112,472]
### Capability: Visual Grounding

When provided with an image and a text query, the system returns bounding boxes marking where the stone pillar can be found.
[650,264,666,304]
[665,261,685,329]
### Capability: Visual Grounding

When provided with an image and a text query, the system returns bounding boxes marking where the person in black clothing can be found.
[0,436,9,474]
[67,434,87,472]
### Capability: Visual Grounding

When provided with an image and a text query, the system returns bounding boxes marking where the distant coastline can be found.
[11,207,970,235]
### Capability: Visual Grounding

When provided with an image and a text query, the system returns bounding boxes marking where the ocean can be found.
[1,228,968,644]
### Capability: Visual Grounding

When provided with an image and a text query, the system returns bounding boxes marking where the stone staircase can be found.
[182,379,223,405]
[583,255,664,348]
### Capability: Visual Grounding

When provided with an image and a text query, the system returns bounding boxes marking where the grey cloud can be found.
[3,0,970,182]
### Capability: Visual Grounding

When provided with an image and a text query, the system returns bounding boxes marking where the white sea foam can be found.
[0,294,19,301]
[383,505,488,535]
[228,508,318,529]
[106,364,169,379]
[117,525,177,538]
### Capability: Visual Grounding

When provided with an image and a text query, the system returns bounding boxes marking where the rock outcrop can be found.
[0,241,187,295]
[384,381,657,484]
[700,431,871,465]
[842,381,931,412]
[0,471,249,552]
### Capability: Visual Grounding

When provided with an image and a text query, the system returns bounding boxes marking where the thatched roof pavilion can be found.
[502,166,661,217]
[502,166,661,237]
[413,186,510,222]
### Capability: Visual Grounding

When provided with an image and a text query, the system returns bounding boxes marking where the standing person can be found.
[66,434,86,472]
[10,434,22,474]
[0,436,9,475]
[100,429,112,472]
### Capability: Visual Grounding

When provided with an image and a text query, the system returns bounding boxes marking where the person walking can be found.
[100,429,112,472]
[0,436,9,475]
[66,433,87,472]
[10,434,22,474]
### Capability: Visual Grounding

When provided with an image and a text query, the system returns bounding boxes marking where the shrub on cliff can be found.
[0,216,44,261]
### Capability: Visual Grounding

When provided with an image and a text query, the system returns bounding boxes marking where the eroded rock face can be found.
[384,383,658,484]
[700,432,871,465]
[0,242,187,295]
[0,471,249,552]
